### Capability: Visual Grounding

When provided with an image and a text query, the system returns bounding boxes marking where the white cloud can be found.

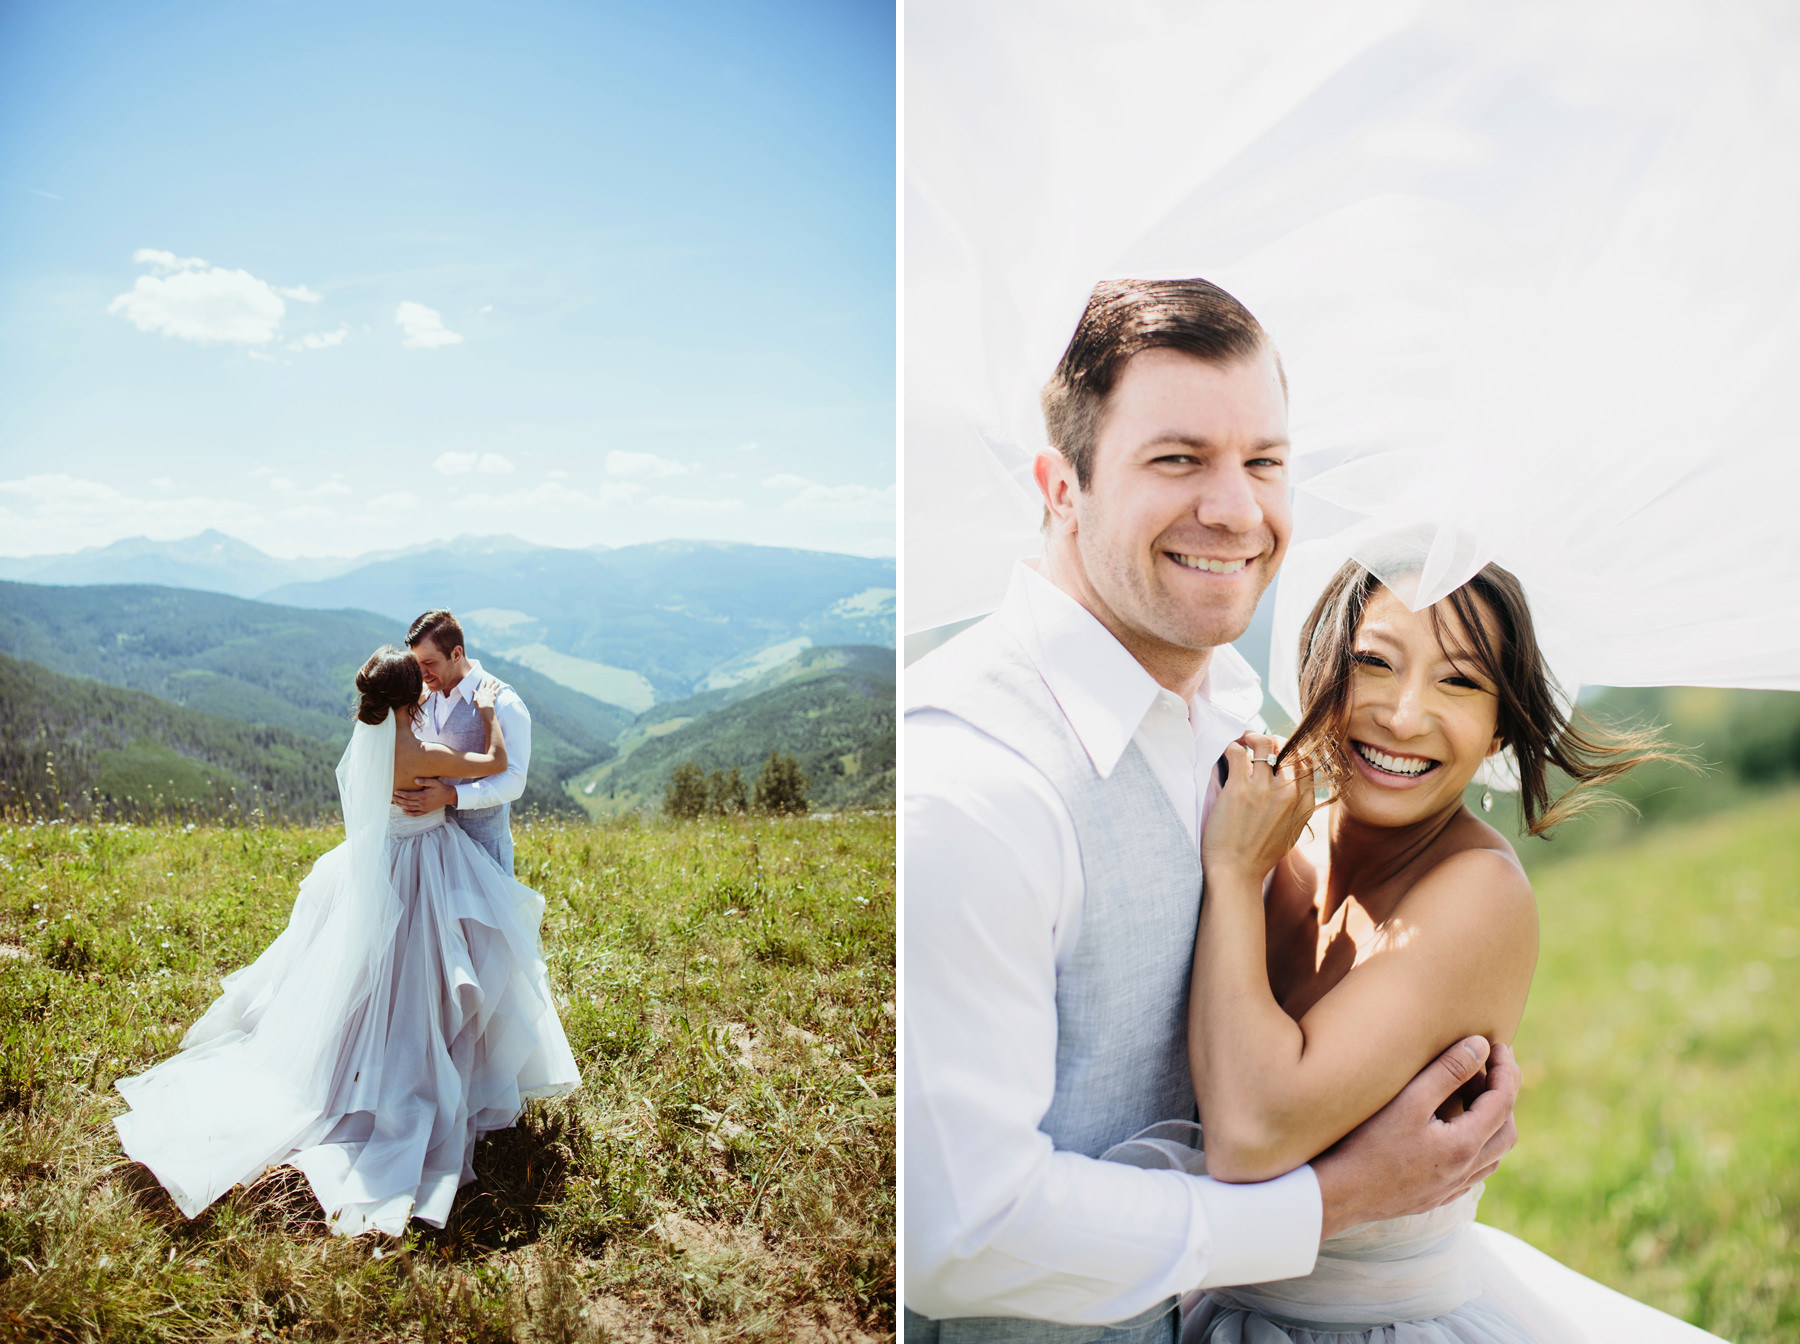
[369,490,423,513]
[278,284,322,302]
[132,248,207,272]
[478,304,494,314]
[268,474,352,499]
[109,250,318,346]
[606,449,691,478]
[644,495,745,516]
[27,187,61,201]
[246,349,281,363]
[761,474,897,518]
[289,327,348,351]
[396,301,463,349]
[547,469,569,480]
[736,441,758,452]
[151,477,173,490]
[0,474,253,553]
[432,452,512,476]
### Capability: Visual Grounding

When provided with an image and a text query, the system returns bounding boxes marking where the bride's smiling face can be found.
[1339,586,1503,827]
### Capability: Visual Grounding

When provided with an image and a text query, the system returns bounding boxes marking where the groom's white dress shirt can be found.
[422,659,532,809]
[905,563,1322,1324]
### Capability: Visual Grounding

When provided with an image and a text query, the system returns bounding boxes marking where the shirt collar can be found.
[441,659,485,705]
[1000,562,1264,778]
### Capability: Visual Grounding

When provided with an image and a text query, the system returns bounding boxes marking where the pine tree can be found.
[752,749,809,816]
[663,761,708,820]
[709,764,748,815]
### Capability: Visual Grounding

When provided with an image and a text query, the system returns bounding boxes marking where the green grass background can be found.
[1476,788,1800,1342]
[0,814,894,1342]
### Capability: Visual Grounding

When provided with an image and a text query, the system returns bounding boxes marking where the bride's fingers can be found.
[1223,740,1253,784]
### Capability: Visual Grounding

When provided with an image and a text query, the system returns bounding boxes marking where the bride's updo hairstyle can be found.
[1280,559,1678,836]
[354,645,423,726]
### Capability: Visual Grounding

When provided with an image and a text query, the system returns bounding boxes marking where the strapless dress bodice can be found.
[1104,1122,1484,1332]
[1207,1186,1483,1332]
[387,805,448,839]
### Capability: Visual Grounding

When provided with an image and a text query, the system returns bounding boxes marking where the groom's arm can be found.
[905,714,1322,1326]
[453,689,531,810]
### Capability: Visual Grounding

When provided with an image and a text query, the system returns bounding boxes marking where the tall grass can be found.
[0,812,895,1342]
[1480,788,1800,1343]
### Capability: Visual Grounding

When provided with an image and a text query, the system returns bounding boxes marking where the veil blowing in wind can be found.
[905,0,1800,711]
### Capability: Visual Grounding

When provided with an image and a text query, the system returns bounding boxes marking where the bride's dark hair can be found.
[354,646,423,726]
[1280,559,1682,836]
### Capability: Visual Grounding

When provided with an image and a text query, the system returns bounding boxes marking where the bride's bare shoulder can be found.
[1403,827,1537,950]
[391,714,434,762]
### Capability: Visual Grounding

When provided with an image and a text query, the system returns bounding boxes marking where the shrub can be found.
[707,765,748,816]
[753,750,809,816]
[663,762,708,820]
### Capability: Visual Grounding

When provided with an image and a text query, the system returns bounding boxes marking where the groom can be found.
[393,608,532,874]
[904,280,1520,1340]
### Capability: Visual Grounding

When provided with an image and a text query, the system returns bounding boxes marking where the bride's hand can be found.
[473,676,502,711]
[1202,733,1315,887]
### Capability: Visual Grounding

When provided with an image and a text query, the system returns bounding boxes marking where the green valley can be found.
[568,646,895,818]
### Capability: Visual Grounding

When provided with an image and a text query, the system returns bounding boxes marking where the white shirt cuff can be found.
[1192,1164,1323,1289]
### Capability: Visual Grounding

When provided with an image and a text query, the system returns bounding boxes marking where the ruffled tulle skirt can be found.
[114,811,581,1235]
[1103,1124,1725,1344]
[1185,1225,1728,1343]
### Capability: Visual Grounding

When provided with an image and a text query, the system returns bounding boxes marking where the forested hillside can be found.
[0,581,895,823]
[0,582,629,814]
[0,652,341,819]
[571,652,895,817]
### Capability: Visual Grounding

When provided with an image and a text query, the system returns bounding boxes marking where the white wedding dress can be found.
[1104,1124,1726,1344]
[114,716,581,1236]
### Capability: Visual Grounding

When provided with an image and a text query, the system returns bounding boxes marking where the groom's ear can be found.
[1034,451,1079,534]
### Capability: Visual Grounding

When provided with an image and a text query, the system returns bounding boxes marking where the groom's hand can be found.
[1311,1036,1520,1240]
[394,778,457,814]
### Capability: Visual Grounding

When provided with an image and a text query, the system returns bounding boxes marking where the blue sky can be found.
[0,0,895,559]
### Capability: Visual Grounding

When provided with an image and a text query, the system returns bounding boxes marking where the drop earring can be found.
[1481,788,1494,813]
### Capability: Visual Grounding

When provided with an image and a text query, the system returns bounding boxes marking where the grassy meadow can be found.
[0,812,895,1342]
[1479,787,1800,1343]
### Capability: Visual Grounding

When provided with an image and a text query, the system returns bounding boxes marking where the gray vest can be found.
[906,617,1202,1342]
[429,686,514,875]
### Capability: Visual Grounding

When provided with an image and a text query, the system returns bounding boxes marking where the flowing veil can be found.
[906,0,1800,741]
[115,717,404,1215]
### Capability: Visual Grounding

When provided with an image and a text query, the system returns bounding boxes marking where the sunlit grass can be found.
[0,812,895,1342]
[1480,787,1800,1343]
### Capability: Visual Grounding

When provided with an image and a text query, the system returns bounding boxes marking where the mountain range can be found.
[0,532,894,709]
[0,570,896,818]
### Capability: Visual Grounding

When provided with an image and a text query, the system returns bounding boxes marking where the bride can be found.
[1150,558,1717,1343]
[114,645,581,1236]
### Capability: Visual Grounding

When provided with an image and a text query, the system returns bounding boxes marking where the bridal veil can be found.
[906,0,1800,731]
[114,718,403,1216]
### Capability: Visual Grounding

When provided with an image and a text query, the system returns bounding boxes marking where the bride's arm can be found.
[1191,741,1536,1183]
[397,678,509,780]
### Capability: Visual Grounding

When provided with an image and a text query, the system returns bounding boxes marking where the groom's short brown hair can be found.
[407,609,465,658]
[1042,278,1284,490]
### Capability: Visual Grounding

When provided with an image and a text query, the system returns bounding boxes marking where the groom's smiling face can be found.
[1053,346,1291,669]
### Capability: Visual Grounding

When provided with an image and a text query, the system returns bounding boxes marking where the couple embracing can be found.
[904,281,1720,1342]
[114,609,579,1236]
